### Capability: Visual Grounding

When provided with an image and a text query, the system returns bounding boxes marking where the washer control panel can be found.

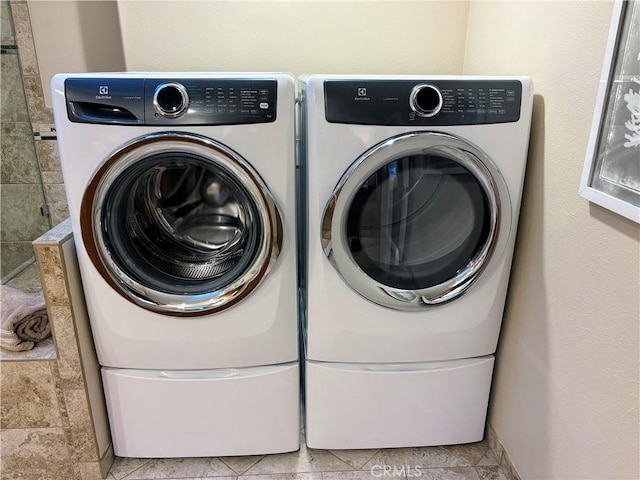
[324,80,522,126]
[64,78,277,125]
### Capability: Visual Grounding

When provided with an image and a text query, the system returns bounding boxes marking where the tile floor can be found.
[107,431,509,480]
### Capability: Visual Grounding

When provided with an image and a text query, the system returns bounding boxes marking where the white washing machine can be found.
[51,73,299,457]
[299,75,533,449]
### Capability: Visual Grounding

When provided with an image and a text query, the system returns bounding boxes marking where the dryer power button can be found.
[153,82,189,118]
[409,84,443,118]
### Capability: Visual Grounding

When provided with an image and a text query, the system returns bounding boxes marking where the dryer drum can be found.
[346,154,491,291]
[81,132,283,316]
[322,131,512,310]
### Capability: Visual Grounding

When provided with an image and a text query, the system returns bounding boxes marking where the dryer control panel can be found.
[64,78,277,126]
[324,80,522,126]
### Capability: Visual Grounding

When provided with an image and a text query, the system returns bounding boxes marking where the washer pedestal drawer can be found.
[305,356,494,450]
[102,363,299,457]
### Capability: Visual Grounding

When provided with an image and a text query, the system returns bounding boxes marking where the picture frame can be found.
[579,0,640,224]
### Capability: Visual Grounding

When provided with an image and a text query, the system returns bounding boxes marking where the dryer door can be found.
[81,132,282,316]
[322,131,512,310]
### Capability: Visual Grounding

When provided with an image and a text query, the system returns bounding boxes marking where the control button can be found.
[228,108,237,114]
[259,89,269,95]
[259,102,269,109]
[215,108,226,114]
[409,84,443,118]
[153,83,189,118]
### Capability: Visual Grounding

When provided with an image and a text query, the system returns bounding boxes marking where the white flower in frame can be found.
[623,77,640,148]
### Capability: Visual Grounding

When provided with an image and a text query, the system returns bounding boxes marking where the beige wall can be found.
[28,0,125,107]
[464,2,640,479]
[116,1,469,74]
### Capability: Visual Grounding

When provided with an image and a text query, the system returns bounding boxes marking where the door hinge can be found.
[40,204,50,217]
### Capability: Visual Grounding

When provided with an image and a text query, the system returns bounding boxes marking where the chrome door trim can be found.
[80,131,283,316]
[321,131,512,310]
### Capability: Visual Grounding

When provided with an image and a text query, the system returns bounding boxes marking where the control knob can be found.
[409,84,443,117]
[153,82,189,118]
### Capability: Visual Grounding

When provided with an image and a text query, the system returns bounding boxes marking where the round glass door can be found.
[322,132,512,309]
[81,132,282,316]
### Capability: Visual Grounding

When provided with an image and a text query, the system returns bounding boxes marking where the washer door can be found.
[81,132,283,316]
[322,132,512,310]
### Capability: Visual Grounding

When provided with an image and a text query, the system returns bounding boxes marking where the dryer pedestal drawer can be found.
[102,363,299,457]
[305,356,494,450]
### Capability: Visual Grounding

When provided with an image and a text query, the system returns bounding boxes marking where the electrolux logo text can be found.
[96,85,112,100]
[354,86,370,101]
[370,465,423,477]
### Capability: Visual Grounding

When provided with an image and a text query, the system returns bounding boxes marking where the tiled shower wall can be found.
[1,0,68,278]
[1,0,48,277]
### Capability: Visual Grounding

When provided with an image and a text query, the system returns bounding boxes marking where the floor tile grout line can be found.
[115,458,154,480]
[318,448,362,471]
[474,447,497,468]
[360,449,381,470]
[329,448,381,470]
[218,456,265,476]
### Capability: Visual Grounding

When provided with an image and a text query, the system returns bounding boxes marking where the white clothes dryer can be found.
[52,73,299,457]
[299,75,533,449]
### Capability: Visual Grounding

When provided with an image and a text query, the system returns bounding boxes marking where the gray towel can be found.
[0,285,51,352]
